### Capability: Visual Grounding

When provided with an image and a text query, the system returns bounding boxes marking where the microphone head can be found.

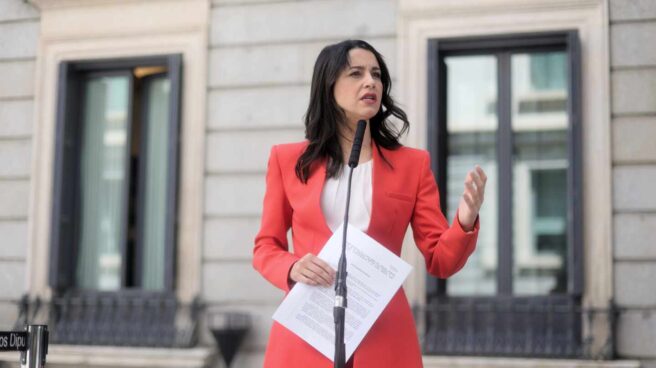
[348,120,368,168]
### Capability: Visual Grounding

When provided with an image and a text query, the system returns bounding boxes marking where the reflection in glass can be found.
[511,52,569,295]
[141,76,171,291]
[76,75,130,291]
[444,56,498,296]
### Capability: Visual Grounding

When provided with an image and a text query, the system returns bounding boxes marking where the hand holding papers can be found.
[272,223,412,362]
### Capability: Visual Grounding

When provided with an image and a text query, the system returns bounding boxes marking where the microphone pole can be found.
[334,119,367,368]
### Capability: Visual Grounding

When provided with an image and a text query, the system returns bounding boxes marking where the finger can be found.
[470,170,485,190]
[474,165,487,181]
[309,256,336,279]
[462,192,478,212]
[462,193,481,214]
[463,175,475,192]
[300,273,319,286]
[305,262,334,286]
[299,266,323,285]
[468,180,484,202]
[473,172,486,199]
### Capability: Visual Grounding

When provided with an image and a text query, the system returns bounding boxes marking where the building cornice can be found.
[29,0,181,11]
[399,0,605,18]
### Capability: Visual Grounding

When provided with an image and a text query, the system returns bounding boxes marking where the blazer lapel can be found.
[306,158,333,240]
[367,143,396,243]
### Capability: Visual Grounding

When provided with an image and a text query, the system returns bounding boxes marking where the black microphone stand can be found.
[334,120,367,368]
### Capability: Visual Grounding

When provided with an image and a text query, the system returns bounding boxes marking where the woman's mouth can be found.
[361,93,377,104]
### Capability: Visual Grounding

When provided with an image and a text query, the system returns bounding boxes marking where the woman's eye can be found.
[372,72,381,79]
[349,71,361,77]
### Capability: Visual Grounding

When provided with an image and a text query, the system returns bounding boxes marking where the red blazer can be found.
[253,141,479,368]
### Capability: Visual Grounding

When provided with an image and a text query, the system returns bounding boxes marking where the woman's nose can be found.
[363,72,375,88]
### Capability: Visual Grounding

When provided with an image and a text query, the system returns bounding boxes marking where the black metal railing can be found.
[423,295,612,358]
[16,292,200,348]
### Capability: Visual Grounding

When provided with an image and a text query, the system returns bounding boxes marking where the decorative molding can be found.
[30,0,180,11]
[396,0,613,358]
[423,356,640,368]
[26,0,209,304]
[398,0,605,17]
[17,345,212,367]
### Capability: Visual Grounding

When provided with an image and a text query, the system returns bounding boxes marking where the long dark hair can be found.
[295,39,410,183]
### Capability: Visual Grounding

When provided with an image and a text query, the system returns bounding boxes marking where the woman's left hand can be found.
[457,165,487,232]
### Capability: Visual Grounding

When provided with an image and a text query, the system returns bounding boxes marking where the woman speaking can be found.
[253,39,487,368]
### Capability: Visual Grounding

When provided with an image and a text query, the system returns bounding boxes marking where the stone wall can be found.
[0,0,39,330]
[203,0,397,365]
[610,0,656,366]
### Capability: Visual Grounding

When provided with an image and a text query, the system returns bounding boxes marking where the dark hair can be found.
[295,39,410,183]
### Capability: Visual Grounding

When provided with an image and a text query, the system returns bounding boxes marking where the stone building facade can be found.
[0,0,653,367]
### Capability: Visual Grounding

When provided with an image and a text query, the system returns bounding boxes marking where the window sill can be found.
[423,356,641,368]
[1,345,214,368]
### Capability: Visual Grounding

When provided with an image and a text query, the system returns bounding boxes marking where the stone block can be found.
[0,0,39,22]
[0,262,25,300]
[0,22,38,60]
[0,100,33,137]
[205,175,264,216]
[0,61,35,99]
[641,360,656,368]
[0,140,31,178]
[615,262,656,307]
[613,166,656,211]
[611,22,656,68]
[212,0,284,5]
[0,180,29,219]
[201,261,283,303]
[614,213,656,259]
[209,42,326,88]
[207,85,309,130]
[203,217,262,261]
[617,309,656,358]
[0,221,28,259]
[612,69,656,115]
[610,0,656,21]
[210,0,395,46]
[0,301,19,330]
[613,116,656,163]
[227,350,265,368]
[206,129,304,174]
[209,38,395,88]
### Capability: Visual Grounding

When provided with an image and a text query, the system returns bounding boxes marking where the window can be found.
[425,32,582,357]
[48,55,188,346]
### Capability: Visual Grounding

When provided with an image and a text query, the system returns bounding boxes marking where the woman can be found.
[253,40,486,368]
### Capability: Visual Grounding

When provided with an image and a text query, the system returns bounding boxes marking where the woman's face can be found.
[333,48,383,125]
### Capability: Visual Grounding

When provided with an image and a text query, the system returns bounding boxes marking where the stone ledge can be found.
[0,345,215,368]
[423,356,641,368]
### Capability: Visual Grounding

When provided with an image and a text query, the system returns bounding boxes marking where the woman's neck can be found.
[338,120,372,164]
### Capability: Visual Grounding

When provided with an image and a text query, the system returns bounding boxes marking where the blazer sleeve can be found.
[252,145,299,292]
[411,150,479,279]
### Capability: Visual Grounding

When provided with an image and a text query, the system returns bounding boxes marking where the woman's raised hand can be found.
[289,253,336,287]
[457,165,487,232]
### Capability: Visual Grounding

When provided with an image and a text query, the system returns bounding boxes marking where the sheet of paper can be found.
[272,223,412,362]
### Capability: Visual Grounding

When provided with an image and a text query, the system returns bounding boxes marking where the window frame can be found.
[425,31,583,357]
[49,54,182,294]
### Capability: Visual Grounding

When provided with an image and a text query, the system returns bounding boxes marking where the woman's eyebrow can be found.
[348,65,381,70]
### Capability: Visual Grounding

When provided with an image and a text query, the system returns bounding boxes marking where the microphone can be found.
[347,120,367,168]
[334,119,366,368]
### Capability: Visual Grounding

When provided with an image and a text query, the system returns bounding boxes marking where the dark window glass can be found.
[425,33,582,358]
[48,56,185,347]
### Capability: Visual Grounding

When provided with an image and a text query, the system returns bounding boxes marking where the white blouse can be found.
[320,160,373,232]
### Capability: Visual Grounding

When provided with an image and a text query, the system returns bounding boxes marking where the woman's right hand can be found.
[289,254,336,287]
